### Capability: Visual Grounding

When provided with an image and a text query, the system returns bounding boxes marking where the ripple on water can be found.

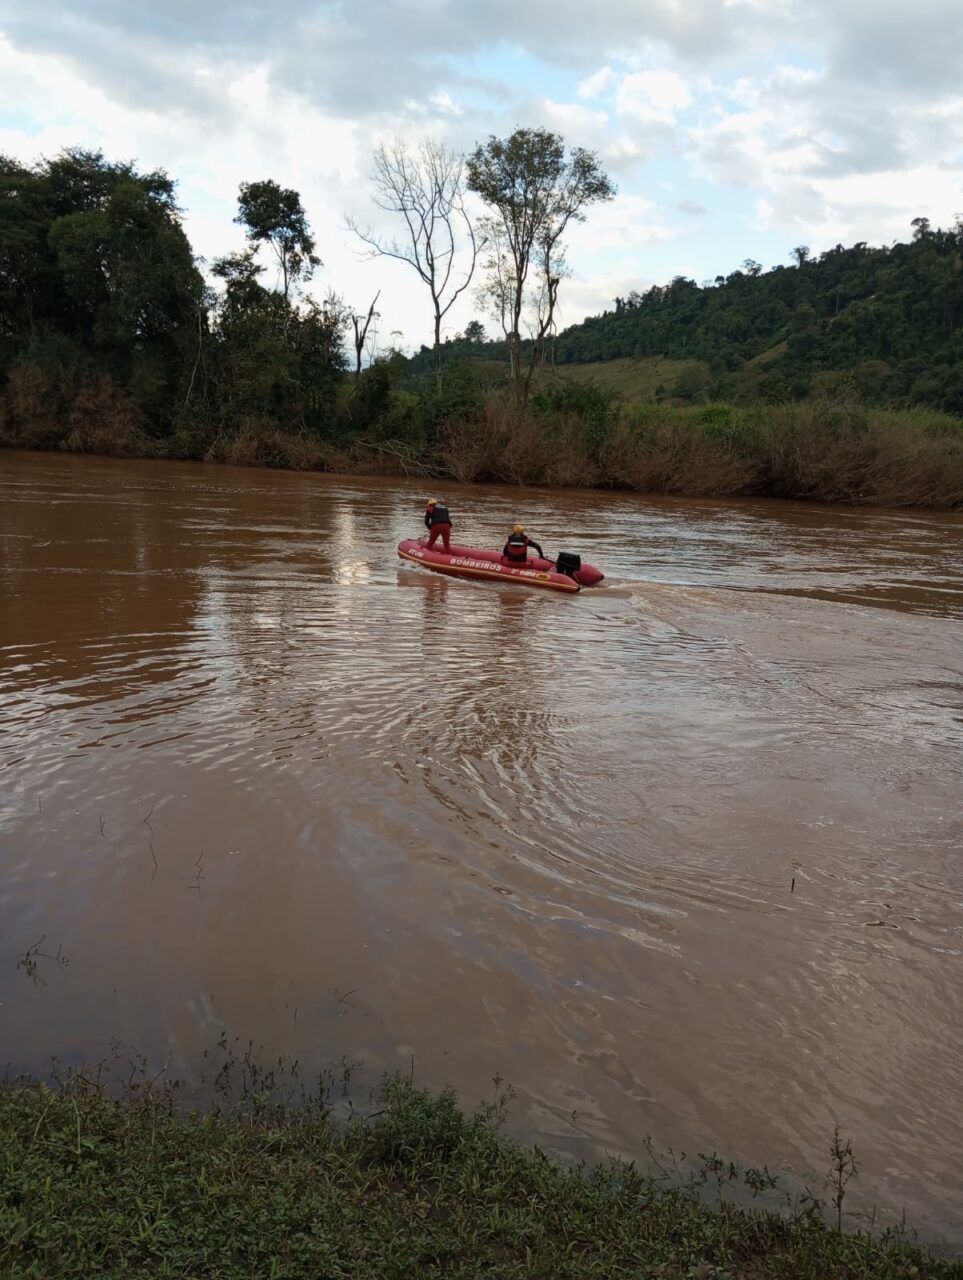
[1,454,961,1240]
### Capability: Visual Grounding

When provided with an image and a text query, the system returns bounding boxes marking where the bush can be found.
[203,419,344,470]
[0,363,148,455]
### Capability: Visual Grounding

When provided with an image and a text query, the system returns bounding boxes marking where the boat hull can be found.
[397,540,603,593]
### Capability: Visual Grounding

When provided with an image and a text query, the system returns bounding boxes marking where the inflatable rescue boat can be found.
[397,539,604,593]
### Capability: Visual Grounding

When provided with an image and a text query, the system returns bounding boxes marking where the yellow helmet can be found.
[513,524,524,534]
[426,498,437,507]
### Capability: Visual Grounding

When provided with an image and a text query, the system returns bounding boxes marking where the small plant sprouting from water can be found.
[142,806,158,873]
[17,935,69,985]
[480,1071,516,1130]
[828,1123,860,1231]
[698,1150,781,1205]
[187,850,206,891]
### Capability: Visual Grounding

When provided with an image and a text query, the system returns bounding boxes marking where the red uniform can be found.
[425,503,452,552]
[502,532,543,563]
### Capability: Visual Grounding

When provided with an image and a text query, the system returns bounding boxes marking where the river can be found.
[1,451,961,1241]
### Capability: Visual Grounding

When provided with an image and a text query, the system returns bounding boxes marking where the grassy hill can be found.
[421,355,711,405]
[551,356,708,401]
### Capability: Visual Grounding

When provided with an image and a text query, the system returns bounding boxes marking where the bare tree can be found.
[347,140,479,385]
[351,291,380,385]
[478,221,567,394]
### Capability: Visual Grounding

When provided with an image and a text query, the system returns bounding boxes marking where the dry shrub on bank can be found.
[762,405,963,507]
[203,419,348,471]
[440,398,759,495]
[438,394,962,508]
[347,437,441,479]
[62,376,149,456]
[0,364,64,447]
[437,413,496,483]
[869,421,963,508]
[0,366,148,456]
[602,414,761,496]
[438,399,603,487]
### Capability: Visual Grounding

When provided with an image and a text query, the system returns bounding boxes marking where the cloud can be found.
[2,0,777,121]
[555,270,657,325]
[578,67,617,100]
[616,70,693,125]
[2,0,962,343]
[683,54,963,248]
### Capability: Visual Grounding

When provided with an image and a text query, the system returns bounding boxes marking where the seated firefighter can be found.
[502,525,543,564]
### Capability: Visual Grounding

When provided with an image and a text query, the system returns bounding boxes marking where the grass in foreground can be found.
[1,1073,959,1280]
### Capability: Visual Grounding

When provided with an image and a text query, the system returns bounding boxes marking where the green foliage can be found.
[0,148,204,432]
[556,221,963,414]
[467,127,615,401]
[416,360,483,439]
[345,357,395,433]
[530,378,619,442]
[235,178,319,300]
[0,149,347,453]
[1,1074,959,1279]
[467,128,616,225]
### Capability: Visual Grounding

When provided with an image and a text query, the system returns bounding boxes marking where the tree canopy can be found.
[0,150,345,449]
[467,128,615,401]
[236,179,319,302]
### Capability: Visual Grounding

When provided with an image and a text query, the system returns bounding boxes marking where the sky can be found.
[1,0,962,351]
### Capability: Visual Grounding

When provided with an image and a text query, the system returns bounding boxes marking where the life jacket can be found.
[427,503,451,525]
[504,533,528,561]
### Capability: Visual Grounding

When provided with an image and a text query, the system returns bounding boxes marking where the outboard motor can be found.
[555,552,582,579]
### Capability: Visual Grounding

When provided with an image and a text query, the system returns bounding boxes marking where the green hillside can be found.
[552,222,963,412]
[435,356,709,404]
[415,221,963,413]
[551,356,707,401]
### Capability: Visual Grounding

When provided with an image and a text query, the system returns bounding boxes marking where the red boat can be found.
[397,539,604,593]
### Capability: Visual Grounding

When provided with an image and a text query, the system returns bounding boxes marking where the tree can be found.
[791,245,810,267]
[466,127,615,403]
[0,148,204,430]
[351,291,380,385]
[235,180,319,302]
[463,319,486,344]
[209,251,346,433]
[347,140,478,386]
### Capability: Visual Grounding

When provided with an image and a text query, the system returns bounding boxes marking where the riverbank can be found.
[2,1073,959,1279]
[2,373,961,508]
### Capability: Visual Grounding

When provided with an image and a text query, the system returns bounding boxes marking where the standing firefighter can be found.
[502,525,543,564]
[424,498,453,552]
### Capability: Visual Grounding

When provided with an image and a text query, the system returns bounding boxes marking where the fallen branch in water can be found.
[351,438,441,478]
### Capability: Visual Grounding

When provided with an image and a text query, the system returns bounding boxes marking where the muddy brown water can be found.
[1,451,961,1240]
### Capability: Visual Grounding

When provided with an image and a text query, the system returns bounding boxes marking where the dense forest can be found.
[1,146,961,506]
[0,149,348,459]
